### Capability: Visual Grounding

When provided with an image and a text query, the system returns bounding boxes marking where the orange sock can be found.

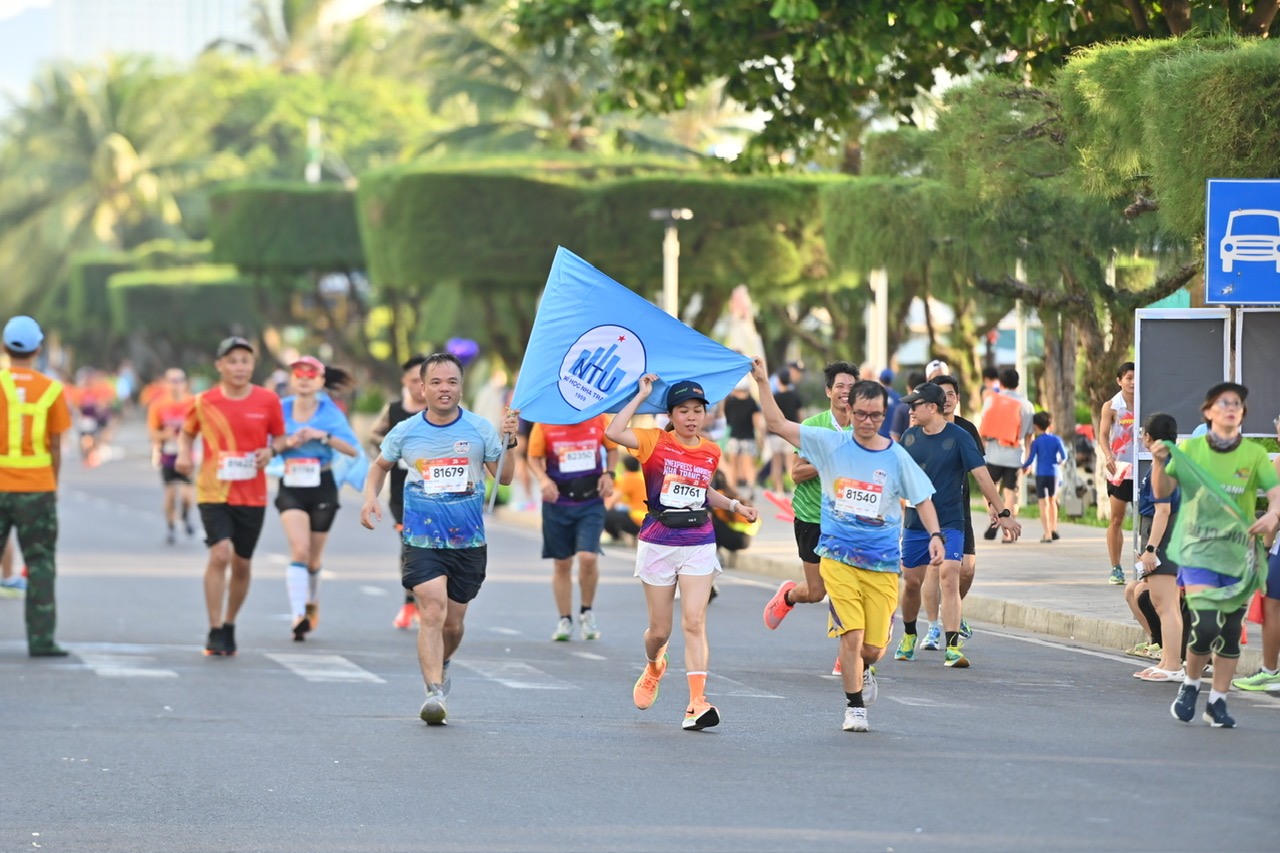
[687,671,706,705]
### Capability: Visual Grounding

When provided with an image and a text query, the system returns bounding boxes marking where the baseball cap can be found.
[925,359,949,378]
[665,380,709,409]
[215,336,254,358]
[900,382,946,408]
[879,368,894,383]
[291,355,325,374]
[3,315,43,354]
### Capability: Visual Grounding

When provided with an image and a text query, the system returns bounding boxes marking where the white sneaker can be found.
[419,687,448,725]
[862,667,877,706]
[579,610,600,640]
[842,706,869,732]
[551,617,573,641]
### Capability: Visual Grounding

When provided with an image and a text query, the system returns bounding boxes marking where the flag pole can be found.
[486,406,514,515]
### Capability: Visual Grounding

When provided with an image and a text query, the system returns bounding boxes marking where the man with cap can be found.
[176,336,288,656]
[925,359,949,381]
[0,316,72,656]
[893,382,1019,668]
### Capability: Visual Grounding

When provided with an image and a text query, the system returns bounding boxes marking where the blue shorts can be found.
[401,544,487,603]
[1177,565,1235,589]
[1268,550,1280,601]
[541,500,605,560]
[901,528,965,568]
[1034,475,1057,499]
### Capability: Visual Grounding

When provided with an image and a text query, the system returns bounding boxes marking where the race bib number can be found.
[417,457,469,495]
[283,457,321,487]
[834,478,883,518]
[558,445,596,474]
[660,474,706,509]
[216,451,258,481]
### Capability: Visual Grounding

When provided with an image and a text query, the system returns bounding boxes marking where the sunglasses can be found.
[293,366,321,379]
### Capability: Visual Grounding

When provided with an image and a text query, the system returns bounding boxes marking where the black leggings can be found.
[1187,606,1246,659]
[1137,588,1191,659]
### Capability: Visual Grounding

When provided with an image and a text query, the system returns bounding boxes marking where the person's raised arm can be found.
[750,358,801,449]
[604,373,658,450]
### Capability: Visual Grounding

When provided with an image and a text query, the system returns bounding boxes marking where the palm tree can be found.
[0,57,214,314]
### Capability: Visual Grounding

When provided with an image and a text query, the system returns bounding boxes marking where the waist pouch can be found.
[652,507,709,528]
[557,474,600,502]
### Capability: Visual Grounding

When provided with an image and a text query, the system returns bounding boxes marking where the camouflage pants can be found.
[0,491,59,651]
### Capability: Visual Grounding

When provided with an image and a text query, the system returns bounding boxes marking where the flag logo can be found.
[559,325,647,411]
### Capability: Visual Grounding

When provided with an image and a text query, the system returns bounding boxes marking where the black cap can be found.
[1203,381,1248,407]
[665,380,709,409]
[900,382,946,408]
[215,336,254,359]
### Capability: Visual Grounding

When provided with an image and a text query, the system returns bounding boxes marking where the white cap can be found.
[925,359,949,379]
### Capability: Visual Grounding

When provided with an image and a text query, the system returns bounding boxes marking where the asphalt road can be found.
[3,448,1278,852]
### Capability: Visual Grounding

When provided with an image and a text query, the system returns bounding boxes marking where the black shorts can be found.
[199,503,267,559]
[161,464,192,485]
[274,470,340,533]
[987,464,1020,492]
[963,509,975,557]
[1035,475,1058,498]
[402,543,487,603]
[794,518,822,565]
[1106,479,1134,502]
[1138,514,1178,576]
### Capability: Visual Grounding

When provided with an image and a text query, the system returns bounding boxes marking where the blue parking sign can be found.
[1206,179,1280,304]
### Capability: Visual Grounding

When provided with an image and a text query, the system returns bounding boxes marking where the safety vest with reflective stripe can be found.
[0,369,64,469]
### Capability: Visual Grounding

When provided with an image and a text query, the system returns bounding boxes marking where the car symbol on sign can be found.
[1220,209,1280,273]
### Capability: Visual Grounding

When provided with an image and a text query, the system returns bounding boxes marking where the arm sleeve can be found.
[48,393,72,436]
[600,415,620,450]
[482,420,504,463]
[380,420,405,464]
[527,423,547,458]
[268,396,286,437]
[182,396,201,436]
[631,428,661,463]
[798,425,832,473]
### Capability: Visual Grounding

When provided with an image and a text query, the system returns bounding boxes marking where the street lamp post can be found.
[649,208,694,318]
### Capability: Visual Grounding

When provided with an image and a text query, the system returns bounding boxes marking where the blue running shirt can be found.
[799,426,935,573]
[899,422,987,531]
[380,409,504,549]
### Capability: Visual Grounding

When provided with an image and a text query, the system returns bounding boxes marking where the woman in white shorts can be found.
[606,373,758,731]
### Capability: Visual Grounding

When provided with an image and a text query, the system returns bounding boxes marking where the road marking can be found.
[708,672,784,699]
[78,653,178,679]
[265,653,385,683]
[569,651,607,661]
[487,627,521,636]
[360,585,389,597]
[978,628,1146,664]
[888,695,963,708]
[457,659,576,689]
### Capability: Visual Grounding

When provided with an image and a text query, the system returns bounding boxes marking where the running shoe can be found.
[419,687,448,725]
[1109,565,1126,585]
[1202,697,1236,728]
[763,580,797,629]
[204,626,230,657]
[944,646,970,668]
[959,619,973,640]
[392,602,418,630]
[580,611,601,641]
[842,707,869,732]
[442,659,452,696]
[185,518,196,538]
[165,528,176,546]
[831,656,842,676]
[28,643,68,657]
[894,633,917,661]
[222,623,237,656]
[1232,669,1280,692]
[633,648,668,710]
[683,697,720,731]
[1171,682,1199,722]
[920,626,942,651]
[1051,531,1060,541]
[291,616,311,642]
[0,576,25,597]
[552,617,573,641]
[305,602,319,631]
[862,666,878,706]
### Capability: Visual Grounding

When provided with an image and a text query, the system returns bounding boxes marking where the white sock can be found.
[286,562,308,619]
[308,566,321,602]
[1209,689,1227,704]
[1184,677,1201,690]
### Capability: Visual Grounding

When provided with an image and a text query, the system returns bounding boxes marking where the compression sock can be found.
[308,566,321,601]
[580,605,592,615]
[845,691,864,708]
[687,671,707,704]
[286,562,308,618]
[946,631,961,648]
[903,620,918,636]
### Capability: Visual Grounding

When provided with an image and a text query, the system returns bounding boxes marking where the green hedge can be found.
[209,182,364,274]
[107,265,261,341]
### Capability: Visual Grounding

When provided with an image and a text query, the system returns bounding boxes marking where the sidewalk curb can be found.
[494,506,1264,672]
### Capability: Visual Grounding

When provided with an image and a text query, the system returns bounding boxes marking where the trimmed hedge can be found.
[107,265,261,341]
[209,182,364,274]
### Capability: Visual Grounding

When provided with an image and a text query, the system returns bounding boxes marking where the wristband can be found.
[930,531,945,541]
[605,471,616,479]
[1144,545,1156,554]
[729,499,740,514]
[320,432,330,446]
[269,445,278,458]
[997,508,1011,518]
[506,437,518,450]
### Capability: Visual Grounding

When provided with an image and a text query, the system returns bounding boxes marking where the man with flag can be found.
[1151,381,1280,729]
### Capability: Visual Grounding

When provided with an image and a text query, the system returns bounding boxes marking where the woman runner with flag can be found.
[1152,382,1280,728]
[605,373,758,731]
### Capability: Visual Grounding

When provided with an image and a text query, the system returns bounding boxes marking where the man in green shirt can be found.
[1152,381,1280,728]
[763,362,859,654]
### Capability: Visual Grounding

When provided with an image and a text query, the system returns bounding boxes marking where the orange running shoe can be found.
[633,647,668,710]
[393,602,418,630]
[763,580,797,629]
[831,656,842,676]
[683,697,720,731]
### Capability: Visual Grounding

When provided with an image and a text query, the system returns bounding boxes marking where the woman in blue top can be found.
[275,357,360,641]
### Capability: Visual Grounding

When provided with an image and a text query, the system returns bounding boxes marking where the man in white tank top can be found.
[1098,362,1136,586]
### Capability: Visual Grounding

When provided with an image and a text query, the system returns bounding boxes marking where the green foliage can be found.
[1141,40,1280,242]
[209,182,364,273]
[861,128,936,179]
[107,265,262,344]
[820,178,949,278]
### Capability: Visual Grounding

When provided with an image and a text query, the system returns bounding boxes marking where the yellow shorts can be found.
[819,557,899,647]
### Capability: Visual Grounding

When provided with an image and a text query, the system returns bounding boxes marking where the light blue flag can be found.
[510,247,752,424]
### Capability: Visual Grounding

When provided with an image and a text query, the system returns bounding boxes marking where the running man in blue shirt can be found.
[1021,411,1068,543]
[361,352,519,725]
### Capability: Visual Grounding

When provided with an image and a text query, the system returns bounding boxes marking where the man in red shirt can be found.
[146,368,196,544]
[527,416,618,642]
[177,337,288,656]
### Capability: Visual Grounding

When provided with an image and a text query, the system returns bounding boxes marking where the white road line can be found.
[457,660,577,690]
[708,672,784,699]
[360,585,390,597]
[265,653,386,683]
[978,627,1147,664]
[487,627,522,636]
[78,653,178,679]
[569,651,607,661]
